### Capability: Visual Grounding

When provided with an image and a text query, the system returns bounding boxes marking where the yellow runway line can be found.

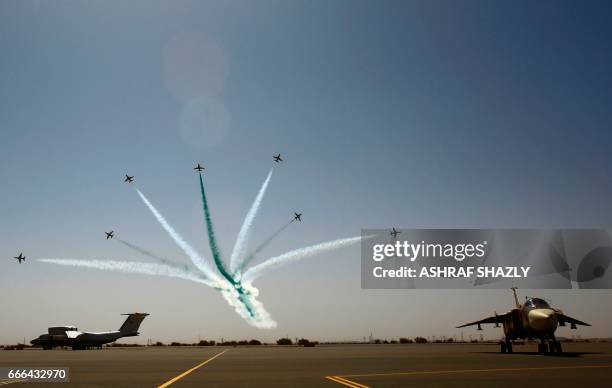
[326,375,370,388]
[337,364,612,378]
[158,349,229,387]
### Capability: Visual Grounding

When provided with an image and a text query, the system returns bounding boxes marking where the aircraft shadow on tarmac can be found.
[474,351,601,358]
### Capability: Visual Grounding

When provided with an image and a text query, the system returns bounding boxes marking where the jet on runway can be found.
[457,288,589,354]
[293,212,302,222]
[390,228,400,238]
[194,163,205,172]
[124,175,134,183]
[13,253,26,263]
[105,231,114,240]
[31,313,149,350]
[273,154,283,163]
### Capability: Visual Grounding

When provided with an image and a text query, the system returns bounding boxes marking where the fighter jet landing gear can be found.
[538,339,563,354]
[500,339,513,353]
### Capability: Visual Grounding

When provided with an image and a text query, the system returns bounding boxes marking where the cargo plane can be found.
[30,313,149,350]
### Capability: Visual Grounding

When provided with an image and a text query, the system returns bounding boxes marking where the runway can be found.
[0,342,611,387]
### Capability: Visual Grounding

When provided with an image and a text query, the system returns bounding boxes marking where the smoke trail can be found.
[117,238,193,271]
[235,220,292,275]
[136,189,221,284]
[198,173,233,283]
[38,259,216,287]
[219,285,277,329]
[229,168,273,273]
[39,258,275,327]
[242,236,365,282]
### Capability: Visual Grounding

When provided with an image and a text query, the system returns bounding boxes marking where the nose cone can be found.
[528,308,558,332]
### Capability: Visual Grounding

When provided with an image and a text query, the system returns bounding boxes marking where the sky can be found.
[1,0,612,344]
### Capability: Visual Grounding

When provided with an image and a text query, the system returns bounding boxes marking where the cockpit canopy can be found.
[524,298,550,309]
[48,326,78,335]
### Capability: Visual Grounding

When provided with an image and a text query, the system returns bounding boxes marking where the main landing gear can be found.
[500,339,513,353]
[538,339,563,354]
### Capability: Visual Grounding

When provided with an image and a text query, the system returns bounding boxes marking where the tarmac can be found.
[0,342,611,387]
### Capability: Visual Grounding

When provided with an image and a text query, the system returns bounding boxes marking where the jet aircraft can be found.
[273,154,283,163]
[293,212,302,222]
[390,228,400,238]
[194,163,205,172]
[105,231,114,240]
[30,313,149,350]
[124,175,134,183]
[457,288,590,354]
[13,253,26,264]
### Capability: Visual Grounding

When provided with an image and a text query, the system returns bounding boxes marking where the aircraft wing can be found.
[456,312,510,328]
[557,313,590,327]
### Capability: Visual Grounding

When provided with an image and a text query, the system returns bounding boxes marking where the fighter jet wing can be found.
[557,313,590,327]
[456,312,510,328]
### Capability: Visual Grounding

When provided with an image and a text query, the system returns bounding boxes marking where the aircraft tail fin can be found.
[511,287,521,308]
[118,313,149,335]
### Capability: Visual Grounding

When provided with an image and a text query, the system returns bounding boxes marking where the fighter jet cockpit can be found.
[524,298,550,309]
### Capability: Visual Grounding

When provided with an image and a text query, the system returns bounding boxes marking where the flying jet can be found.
[273,154,283,163]
[30,313,149,350]
[105,231,114,240]
[293,212,302,222]
[13,253,26,264]
[194,163,205,172]
[124,174,134,183]
[390,228,400,238]
[457,288,590,354]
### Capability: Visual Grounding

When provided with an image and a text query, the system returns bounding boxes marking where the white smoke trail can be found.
[241,236,364,283]
[229,168,273,273]
[38,259,218,287]
[219,285,277,329]
[39,258,275,328]
[136,189,222,284]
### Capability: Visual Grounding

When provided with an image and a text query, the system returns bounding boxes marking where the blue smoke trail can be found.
[235,220,292,275]
[229,168,273,273]
[117,238,193,272]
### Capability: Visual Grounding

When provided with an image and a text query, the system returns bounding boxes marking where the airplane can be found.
[273,154,283,163]
[105,231,114,240]
[30,313,149,350]
[390,228,400,238]
[457,288,590,354]
[13,253,26,264]
[293,212,302,222]
[124,174,134,183]
[194,163,205,172]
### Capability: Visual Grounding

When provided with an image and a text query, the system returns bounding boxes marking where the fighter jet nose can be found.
[528,308,558,332]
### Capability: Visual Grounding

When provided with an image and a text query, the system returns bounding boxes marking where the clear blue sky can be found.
[1,0,612,343]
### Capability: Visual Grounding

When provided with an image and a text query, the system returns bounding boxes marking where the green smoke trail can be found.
[117,238,193,272]
[198,173,235,284]
[235,221,293,275]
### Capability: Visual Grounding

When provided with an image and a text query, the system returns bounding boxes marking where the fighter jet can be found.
[194,163,205,172]
[457,288,590,354]
[13,253,26,264]
[293,212,302,222]
[30,313,149,350]
[124,174,134,183]
[273,154,283,163]
[390,228,400,238]
[105,231,114,240]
